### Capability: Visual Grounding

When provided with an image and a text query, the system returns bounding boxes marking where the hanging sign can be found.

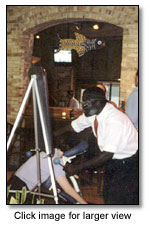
[55,32,105,57]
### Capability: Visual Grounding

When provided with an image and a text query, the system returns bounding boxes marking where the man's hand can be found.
[64,151,114,176]
[64,163,81,176]
[58,149,63,158]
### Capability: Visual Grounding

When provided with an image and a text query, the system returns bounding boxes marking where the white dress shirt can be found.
[69,97,80,108]
[71,103,138,159]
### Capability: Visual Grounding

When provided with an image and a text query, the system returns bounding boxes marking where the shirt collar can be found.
[96,102,110,120]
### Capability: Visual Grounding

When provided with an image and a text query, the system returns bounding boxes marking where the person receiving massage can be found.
[64,86,138,204]
[7,132,87,204]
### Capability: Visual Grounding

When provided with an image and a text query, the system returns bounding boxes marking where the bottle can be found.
[70,109,74,119]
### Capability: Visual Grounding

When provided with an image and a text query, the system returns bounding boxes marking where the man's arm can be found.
[126,89,138,128]
[64,151,114,176]
[54,112,90,137]
[53,124,74,137]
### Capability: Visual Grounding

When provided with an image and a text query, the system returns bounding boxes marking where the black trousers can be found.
[7,175,27,190]
[7,175,33,204]
[103,152,139,205]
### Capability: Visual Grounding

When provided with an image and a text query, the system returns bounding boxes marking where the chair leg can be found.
[97,170,104,195]
[97,171,101,194]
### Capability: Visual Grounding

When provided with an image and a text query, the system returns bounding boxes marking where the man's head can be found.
[97,84,106,94]
[67,90,74,99]
[82,86,107,117]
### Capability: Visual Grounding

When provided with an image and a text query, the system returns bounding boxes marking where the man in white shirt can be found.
[66,90,80,108]
[65,86,138,204]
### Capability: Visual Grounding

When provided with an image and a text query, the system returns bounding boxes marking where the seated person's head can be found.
[82,86,107,117]
[55,131,80,152]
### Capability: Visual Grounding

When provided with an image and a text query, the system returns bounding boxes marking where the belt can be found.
[113,151,138,164]
[105,151,138,170]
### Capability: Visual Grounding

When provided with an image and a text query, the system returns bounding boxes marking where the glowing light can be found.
[93,24,99,30]
[76,25,80,30]
[36,35,40,39]
[62,112,66,119]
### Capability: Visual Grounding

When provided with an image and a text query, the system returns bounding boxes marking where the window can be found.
[103,83,120,107]
[54,49,72,63]
[80,83,120,108]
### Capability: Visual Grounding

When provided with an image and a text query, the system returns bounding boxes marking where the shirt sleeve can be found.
[71,114,92,132]
[100,120,125,154]
[126,89,138,129]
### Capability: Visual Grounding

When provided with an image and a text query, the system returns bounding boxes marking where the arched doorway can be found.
[32,20,123,107]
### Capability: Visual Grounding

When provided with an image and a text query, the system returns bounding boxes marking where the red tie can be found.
[94,117,98,137]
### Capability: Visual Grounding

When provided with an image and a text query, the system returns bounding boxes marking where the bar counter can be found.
[22,106,83,133]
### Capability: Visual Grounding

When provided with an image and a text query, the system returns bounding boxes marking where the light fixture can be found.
[75,25,80,30]
[93,24,99,30]
[62,112,66,119]
[35,35,40,39]
[31,56,41,64]
[74,22,81,31]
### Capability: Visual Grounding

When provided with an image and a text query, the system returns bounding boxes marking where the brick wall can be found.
[7,6,138,123]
